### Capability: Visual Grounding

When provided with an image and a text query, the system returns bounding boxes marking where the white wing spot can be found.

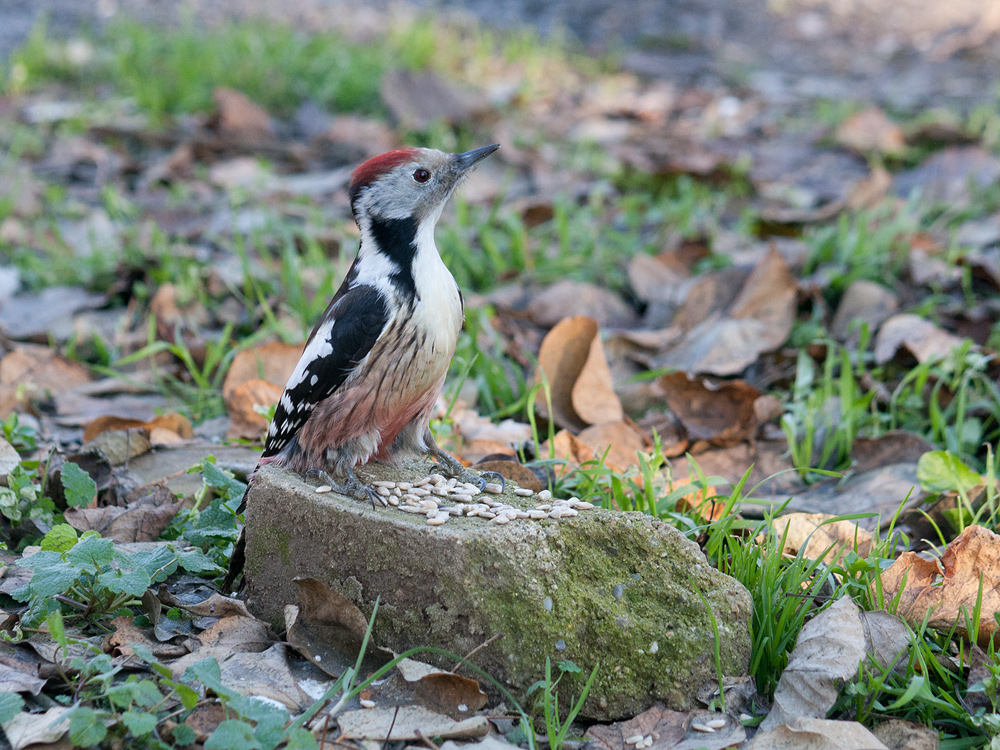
[311,374,318,386]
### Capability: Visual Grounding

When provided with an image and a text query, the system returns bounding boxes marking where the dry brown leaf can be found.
[895,146,1000,207]
[871,720,939,750]
[836,108,906,156]
[65,491,182,543]
[873,314,967,365]
[225,378,283,441]
[542,430,596,477]
[333,705,489,741]
[653,249,797,376]
[877,524,1000,645]
[670,478,725,523]
[107,616,189,660]
[749,718,889,750]
[761,597,907,731]
[847,166,893,211]
[586,703,745,750]
[222,341,304,400]
[830,280,899,342]
[535,316,623,431]
[412,672,488,718]
[527,281,637,329]
[659,372,760,448]
[170,592,251,619]
[771,513,874,564]
[577,420,650,472]
[457,439,517,464]
[285,577,377,678]
[0,661,45,696]
[83,412,193,443]
[212,87,275,140]
[2,706,71,750]
[0,345,91,401]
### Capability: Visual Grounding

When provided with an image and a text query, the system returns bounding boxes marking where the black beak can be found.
[453,144,500,172]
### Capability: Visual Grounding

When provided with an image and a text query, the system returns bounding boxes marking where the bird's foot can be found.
[305,468,382,508]
[430,449,506,493]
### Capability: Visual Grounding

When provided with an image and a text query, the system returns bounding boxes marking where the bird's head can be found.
[348,144,499,225]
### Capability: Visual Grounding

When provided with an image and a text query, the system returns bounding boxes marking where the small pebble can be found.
[314,485,332,494]
[576,501,595,510]
[624,735,643,745]
[392,487,402,497]
[411,487,431,497]
[401,506,425,514]
[452,493,474,503]
[480,511,496,519]
[360,699,375,709]
[397,482,412,491]
[376,486,392,497]
[514,488,534,497]
[690,723,714,734]
[373,481,396,488]
[387,496,399,506]
[427,515,448,526]
[402,494,419,503]
[650,732,659,741]
[447,477,458,487]
[432,487,450,497]
[706,719,726,729]
[528,510,548,520]
[649,641,658,654]
[429,474,445,484]
[492,515,510,525]
[413,477,431,487]
[537,489,552,501]
[543,596,553,612]
[484,482,503,494]
[463,484,482,496]
[419,499,438,510]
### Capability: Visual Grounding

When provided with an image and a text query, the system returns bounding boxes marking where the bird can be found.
[223,144,502,592]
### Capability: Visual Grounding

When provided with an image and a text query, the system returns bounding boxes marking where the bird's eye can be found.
[412,168,431,183]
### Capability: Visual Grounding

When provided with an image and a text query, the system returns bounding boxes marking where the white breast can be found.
[411,220,463,357]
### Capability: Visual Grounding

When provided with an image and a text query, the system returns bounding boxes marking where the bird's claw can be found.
[479,471,506,492]
[305,468,382,508]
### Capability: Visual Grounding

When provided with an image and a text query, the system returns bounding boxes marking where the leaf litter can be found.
[0,3,997,748]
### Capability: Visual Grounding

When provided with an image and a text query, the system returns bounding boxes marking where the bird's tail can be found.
[221,462,261,595]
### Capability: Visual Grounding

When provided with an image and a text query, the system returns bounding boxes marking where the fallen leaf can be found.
[877,524,1000,645]
[871,720,938,750]
[65,490,182,543]
[412,672,488,718]
[285,577,377,679]
[836,108,906,156]
[197,616,271,652]
[527,281,637,329]
[586,703,745,750]
[652,249,797,376]
[82,413,193,444]
[895,146,1000,207]
[761,598,908,731]
[2,706,71,750]
[830,280,899,342]
[873,314,968,365]
[542,430,596,477]
[771,513,874,564]
[659,372,760,448]
[107,616,190,660]
[225,379,283,440]
[333,704,489,740]
[0,345,92,415]
[167,592,251,619]
[222,342,304,400]
[0,286,104,344]
[577,420,650,472]
[535,316,623,431]
[211,87,275,140]
[381,69,489,131]
[0,661,45,696]
[219,643,309,710]
[748,718,888,750]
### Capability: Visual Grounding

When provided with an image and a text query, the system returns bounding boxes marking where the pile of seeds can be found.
[315,473,595,526]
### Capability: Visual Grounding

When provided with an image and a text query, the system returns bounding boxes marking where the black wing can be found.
[260,283,389,459]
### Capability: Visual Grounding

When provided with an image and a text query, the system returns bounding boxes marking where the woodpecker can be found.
[223,144,502,591]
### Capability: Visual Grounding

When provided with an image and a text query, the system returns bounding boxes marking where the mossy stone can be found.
[243,463,752,720]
